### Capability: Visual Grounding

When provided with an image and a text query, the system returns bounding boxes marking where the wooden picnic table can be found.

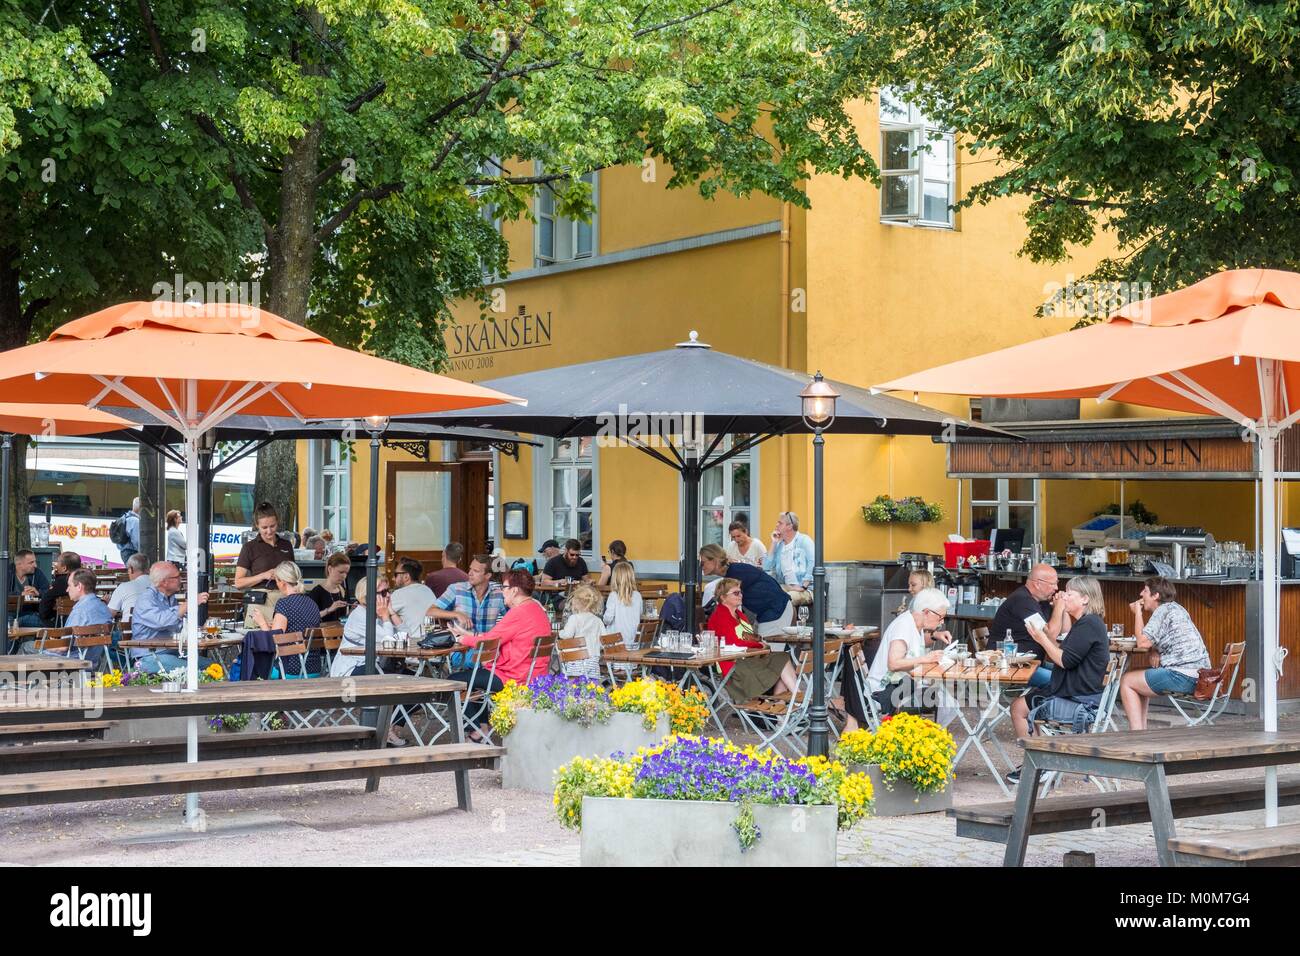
[0,675,462,725]
[1005,723,1300,867]
[0,655,90,674]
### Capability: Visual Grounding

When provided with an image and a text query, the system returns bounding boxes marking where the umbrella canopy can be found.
[0,404,136,437]
[875,268,1299,826]
[410,331,996,438]
[0,302,522,827]
[0,301,523,427]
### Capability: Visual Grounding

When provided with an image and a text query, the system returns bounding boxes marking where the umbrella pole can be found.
[683,457,699,636]
[0,433,10,654]
[1260,425,1279,825]
[183,411,202,828]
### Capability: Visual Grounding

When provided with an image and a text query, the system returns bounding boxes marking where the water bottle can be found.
[1001,628,1015,657]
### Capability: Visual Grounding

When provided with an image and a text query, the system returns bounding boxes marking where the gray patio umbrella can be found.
[394,332,1009,631]
[101,408,537,675]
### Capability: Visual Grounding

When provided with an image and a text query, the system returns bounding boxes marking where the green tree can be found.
[855,0,1300,295]
[130,0,883,520]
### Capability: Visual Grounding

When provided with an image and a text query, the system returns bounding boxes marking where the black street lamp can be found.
[800,372,839,757]
[361,415,389,681]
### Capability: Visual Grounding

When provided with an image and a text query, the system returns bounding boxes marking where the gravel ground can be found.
[2,709,1295,867]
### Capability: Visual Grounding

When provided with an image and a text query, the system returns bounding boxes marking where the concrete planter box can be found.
[104,715,268,742]
[501,709,669,793]
[580,797,838,867]
[853,764,952,816]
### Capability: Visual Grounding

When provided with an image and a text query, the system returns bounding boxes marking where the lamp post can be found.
[361,416,389,681]
[800,372,839,757]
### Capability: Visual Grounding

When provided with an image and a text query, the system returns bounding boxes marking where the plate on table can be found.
[825,626,859,637]
[782,626,813,637]
[1007,653,1037,666]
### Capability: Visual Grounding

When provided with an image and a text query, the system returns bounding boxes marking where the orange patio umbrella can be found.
[0,404,138,651]
[876,268,1300,824]
[0,301,522,825]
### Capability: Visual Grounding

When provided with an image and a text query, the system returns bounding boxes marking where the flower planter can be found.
[501,709,669,793]
[104,715,269,742]
[852,764,952,816]
[579,797,838,867]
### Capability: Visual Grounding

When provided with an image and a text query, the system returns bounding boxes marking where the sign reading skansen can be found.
[446,307,553,372]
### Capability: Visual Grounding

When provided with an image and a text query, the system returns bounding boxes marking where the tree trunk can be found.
[253,441,298,534]
[0,231,34,555]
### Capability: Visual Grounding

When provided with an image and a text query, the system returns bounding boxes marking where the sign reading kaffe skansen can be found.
[948,436,1256,479]
[446,307,553,372]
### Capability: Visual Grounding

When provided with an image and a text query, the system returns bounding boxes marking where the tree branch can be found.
[21,297,52,327]
[316,183,405,244]
[135,0,173,73]
[633,0,739,38]
[344,82,386,114]
[1032,189,1129,211]
[465,174,571,187]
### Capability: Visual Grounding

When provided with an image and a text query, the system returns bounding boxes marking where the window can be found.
[474,158,503,232]
[969,478,1037,546]
[879,87,956,227]
[548,437,595,552]
[699,436,757,547]
[310,439,351,540]
[536,169,596,265]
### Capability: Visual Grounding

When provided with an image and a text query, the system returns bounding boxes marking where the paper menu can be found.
[1023,612,1047,634]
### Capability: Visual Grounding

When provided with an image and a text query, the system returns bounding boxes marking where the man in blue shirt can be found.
[762,511,815,605]
[129,561,210,673]
[117,498,141,566]
[63,569,113,666]
[428,555,505,668]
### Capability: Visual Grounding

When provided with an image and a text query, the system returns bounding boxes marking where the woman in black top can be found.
[307,552,351,622]
[1008,575,1110,772]
[596,539,632,587]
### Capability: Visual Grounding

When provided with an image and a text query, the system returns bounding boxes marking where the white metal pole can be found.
[184,379,201,827]
[1260,423,1279,826]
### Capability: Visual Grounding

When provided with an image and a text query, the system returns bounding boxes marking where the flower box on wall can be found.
[579,797,838,867]
[852,764,953,816]
[501,709,670,793]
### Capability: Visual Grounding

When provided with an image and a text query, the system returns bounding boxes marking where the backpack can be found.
[109,513,131,546]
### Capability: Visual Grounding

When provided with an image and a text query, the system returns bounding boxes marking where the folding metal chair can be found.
[732,641,842,757]
[599,632,635,686]
[557,635,599,680]
[70,624,114,673]
[1167,641,1245,727]
[1034,654,1121,796]
[843,642,883,732]
[32,627,74,657]
[265,631,312,729]
[525,634,557,682]
[459,637,502,742]
[54,597,75,626]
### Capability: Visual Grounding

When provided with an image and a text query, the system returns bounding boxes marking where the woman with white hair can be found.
[250,561,321,676]
[864,587,950,717]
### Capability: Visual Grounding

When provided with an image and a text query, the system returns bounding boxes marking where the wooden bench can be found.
[953,773,1300,843]
[0,721,113,744]
[0,726,377,774]
[1168,823,1300,866]
[0,744,505,809]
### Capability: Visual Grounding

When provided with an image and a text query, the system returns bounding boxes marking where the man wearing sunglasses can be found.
[763,511,815,606]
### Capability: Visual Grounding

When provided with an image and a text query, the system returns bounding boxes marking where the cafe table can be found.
[914,659,1040,798]
[600,645,771,738]
[0,655,90,686]
[118,636,246,677]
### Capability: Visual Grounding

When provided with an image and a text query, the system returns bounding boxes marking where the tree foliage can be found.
[854,0,1300,292]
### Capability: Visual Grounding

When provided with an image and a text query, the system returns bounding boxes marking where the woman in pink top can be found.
[449,569,551,739]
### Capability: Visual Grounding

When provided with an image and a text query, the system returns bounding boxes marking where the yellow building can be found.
[297,91,1299,580]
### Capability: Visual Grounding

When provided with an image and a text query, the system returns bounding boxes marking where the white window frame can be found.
[879,88,956,228]
[969,478,1039,548]
[535,437,598,559]
[534,166,598,266]
[698,436,759,549]
[307,439,351,541]
[474,157,503,233]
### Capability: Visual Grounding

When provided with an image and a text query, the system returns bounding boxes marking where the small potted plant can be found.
[834,713,956,815]
[862,495,944,525]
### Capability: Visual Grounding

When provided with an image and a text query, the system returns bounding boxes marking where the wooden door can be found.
[384,460,491,576]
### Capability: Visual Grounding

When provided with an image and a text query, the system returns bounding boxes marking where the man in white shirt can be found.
[107,553,152,622]
[388,556,437,631]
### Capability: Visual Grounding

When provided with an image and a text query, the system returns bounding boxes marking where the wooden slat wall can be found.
[982,578,1300,700]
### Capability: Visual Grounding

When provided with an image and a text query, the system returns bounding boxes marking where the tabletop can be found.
[120,637,245,651]
[0,675,462,725]
[6,627,46,640]
[916,660,1039,685]
[340,644,467,660]
[0,655,90,673]
[602,646,770,670]
[1021,723,1300,766]
[776,628,877,646]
